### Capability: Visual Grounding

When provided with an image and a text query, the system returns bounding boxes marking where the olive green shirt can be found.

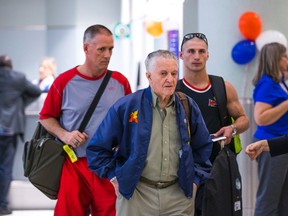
[141,90,181,181]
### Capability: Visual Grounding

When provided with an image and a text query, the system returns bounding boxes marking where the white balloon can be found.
[256,30,287,51]
[146,0,169,22]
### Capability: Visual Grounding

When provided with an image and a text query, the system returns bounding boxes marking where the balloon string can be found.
[242,64,249,98]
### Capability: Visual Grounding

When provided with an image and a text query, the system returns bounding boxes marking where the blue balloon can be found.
[231,40,256,64]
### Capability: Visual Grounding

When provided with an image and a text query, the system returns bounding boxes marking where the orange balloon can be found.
[145,20,163,37]
[238,11,262,40]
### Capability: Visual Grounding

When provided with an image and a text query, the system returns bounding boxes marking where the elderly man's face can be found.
[146,56,178,99]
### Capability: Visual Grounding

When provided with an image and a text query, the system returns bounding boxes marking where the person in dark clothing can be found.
[0,55,41,215]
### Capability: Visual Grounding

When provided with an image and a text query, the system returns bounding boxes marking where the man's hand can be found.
[63,130,88,148]
[110,177,119,196]
[40,118,88,148]
[214,126,234,145]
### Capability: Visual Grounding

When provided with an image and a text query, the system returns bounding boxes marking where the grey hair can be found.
[253,42,286,85]
[145,50,178,71]
[83,24,112,43]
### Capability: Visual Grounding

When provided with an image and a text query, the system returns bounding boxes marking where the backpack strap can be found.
[208,75,232,126]
[175,91,191,140]
[208,75,242,153]
[175,91,190,119]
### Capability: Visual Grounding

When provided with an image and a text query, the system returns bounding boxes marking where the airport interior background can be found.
[1,0,288,215]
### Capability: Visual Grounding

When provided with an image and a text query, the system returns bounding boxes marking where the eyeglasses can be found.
[181,33,208,50]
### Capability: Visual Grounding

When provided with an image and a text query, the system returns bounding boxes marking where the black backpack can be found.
[202,75,243,216]
[202,145,242,216]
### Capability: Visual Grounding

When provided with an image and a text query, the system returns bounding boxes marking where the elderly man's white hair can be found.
[145,50,178,71]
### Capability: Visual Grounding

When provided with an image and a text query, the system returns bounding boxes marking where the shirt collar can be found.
[151,89,175,108]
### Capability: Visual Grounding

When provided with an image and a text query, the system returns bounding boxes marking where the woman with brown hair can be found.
[252,42,288,216]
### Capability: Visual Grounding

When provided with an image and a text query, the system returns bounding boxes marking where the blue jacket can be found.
[87,87,212,200]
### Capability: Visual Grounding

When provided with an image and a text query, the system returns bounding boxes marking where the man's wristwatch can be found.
[231,124,237,137]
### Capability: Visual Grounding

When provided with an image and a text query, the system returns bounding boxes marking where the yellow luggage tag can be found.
[231,118,242,154]
[63,144,78,163]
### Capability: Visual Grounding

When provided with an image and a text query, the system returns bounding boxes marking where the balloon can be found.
[232,40,256,65]
[256,30,288,50]
[238,11,262,40]
[145,20,163,37]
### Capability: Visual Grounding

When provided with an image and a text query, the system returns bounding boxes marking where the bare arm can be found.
[39,118,88,148]
[254,100,288,126]
[214,81,249,144]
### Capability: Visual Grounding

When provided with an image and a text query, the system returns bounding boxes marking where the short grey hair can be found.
[83,24,112,43]
[145,50,178,71]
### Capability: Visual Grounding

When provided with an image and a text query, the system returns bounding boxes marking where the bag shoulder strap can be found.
[175,91,191,140]
[209,75,242,154]
[78,70,112,132]
[208,75,232,126]
[175,91,190,120]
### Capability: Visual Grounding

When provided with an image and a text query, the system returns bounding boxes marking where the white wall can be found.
[0,0,121,81]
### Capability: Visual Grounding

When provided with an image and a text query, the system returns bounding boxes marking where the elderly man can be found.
[87,49,213,216]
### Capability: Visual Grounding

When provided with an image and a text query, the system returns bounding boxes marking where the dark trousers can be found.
[0,135,17,209]
[254,151,288,216]
[194,183,204,216]
[195,143,219,216]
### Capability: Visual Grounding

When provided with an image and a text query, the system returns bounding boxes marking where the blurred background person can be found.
[33,57,57,92]
[0,55,41,215]
[252,42,288,216]
[30,57,57,111]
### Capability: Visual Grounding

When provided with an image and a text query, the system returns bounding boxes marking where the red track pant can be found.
[54,157,116,216]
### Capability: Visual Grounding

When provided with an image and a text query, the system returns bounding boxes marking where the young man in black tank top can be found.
[177,33,249,216]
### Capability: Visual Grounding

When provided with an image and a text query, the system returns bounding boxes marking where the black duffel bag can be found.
[23,122,66,200]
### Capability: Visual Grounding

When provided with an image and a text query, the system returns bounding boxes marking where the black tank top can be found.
[176,79,222,133]
[176,79,223,162]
